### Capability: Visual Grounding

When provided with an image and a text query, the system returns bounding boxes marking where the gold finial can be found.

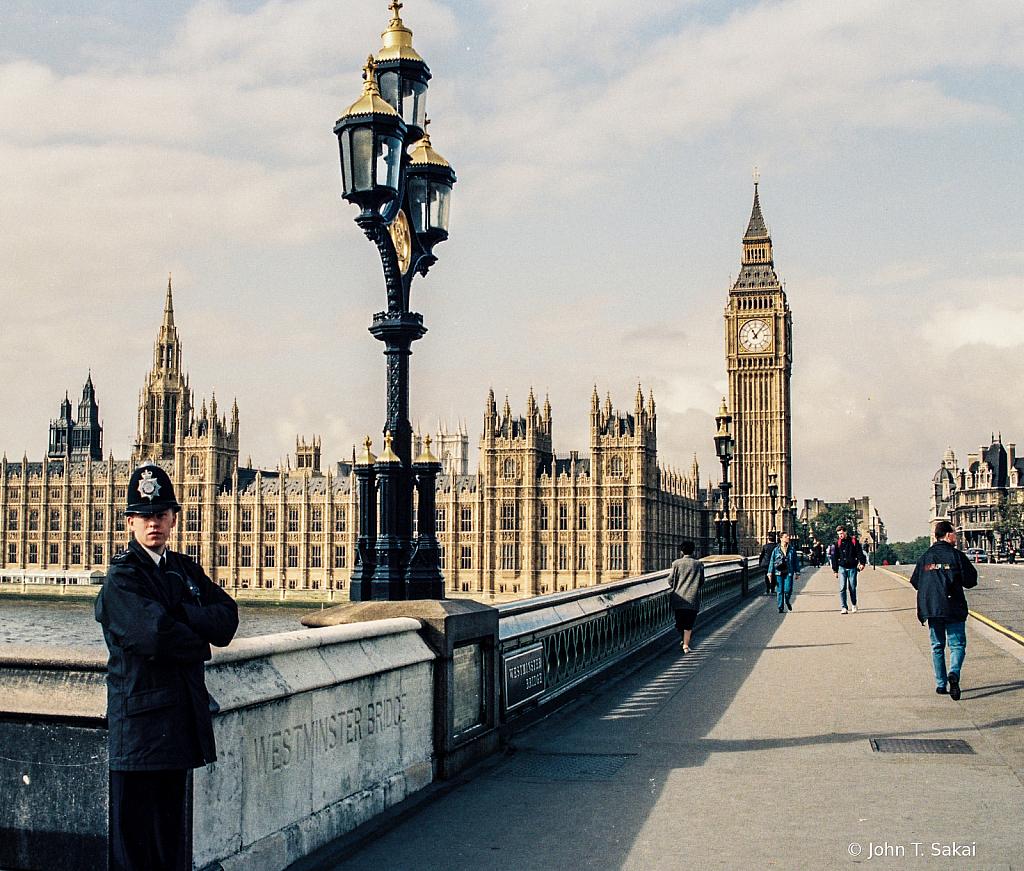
[378,430,400,463]
[356,436,376,466]
[415,433,438,465]
[753,166,760,186]
[378,0,423,62]
[362,54,377,85]
[340,55,397,119]
[409,116,451,167]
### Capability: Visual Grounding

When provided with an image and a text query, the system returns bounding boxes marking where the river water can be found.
[0,597,317,652]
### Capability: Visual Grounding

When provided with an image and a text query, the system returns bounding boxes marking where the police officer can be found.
[95,463,238,871]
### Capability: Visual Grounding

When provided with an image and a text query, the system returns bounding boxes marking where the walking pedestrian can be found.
[95,463,239,871]
[910,520,977,699]
[668,540,704,653]
[758,532,778,595]
[830,524,866,613]
[769,532,801,612]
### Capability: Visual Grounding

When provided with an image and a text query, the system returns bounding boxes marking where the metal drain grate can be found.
[870,738,974,755]
[492,752,636,781]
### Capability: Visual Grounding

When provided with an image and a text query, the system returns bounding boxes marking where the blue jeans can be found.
[776,574,793,609]
[928,619,966,689]
[838,567,858,608]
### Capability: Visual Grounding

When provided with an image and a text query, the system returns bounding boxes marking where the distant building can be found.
[930,436,1024,555]
[802,496,887,553]
[2,280,710,601]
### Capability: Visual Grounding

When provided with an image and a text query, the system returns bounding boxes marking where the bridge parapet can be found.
[497,556,747,726]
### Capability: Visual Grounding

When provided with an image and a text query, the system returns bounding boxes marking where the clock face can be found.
[739,318,772,352]
[389,209,413,274]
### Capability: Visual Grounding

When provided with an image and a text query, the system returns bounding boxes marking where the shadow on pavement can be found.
[312,588,784,871]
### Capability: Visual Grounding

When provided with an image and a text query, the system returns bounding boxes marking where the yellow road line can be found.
[968,610,1024,646]
[878,566,1024,646]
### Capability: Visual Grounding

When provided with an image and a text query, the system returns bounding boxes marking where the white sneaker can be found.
[851,605,858,613]
[841,607,848,614]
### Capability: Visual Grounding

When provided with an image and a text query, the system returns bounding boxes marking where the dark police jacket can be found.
[909,540,977,625]
[95,539,238,771]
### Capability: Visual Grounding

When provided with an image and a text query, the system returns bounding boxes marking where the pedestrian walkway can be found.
[295,566,1024,871]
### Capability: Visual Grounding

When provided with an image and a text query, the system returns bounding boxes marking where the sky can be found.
[2,0,1024,542]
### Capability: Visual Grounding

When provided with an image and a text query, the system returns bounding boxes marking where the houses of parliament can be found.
[0,184,793,601]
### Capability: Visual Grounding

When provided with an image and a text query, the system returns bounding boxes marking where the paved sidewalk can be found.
[304,566,1024,871]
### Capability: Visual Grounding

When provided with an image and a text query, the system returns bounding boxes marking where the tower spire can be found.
[164,273,175,329]
[744,180,768,242]
[739,173,775,272]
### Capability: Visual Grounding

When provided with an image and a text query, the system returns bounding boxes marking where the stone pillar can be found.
[305,598,499,780]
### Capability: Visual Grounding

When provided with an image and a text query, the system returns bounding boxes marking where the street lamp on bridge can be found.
[767,467,778,535]
[714,399,736,555]
[334,1,456,601]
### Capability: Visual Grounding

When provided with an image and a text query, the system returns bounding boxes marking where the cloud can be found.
[444,0,1024,213]
[919,304,1024,350]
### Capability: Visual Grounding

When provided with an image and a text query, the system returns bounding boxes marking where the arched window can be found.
[503,457,516,478]
[189,454,200,477]
[610,456,623,476]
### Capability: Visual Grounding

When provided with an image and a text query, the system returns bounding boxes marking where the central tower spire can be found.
[135,276,192,464]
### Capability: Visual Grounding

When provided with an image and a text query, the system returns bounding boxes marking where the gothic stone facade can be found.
[432,388,705,600]
[1,283,705,601]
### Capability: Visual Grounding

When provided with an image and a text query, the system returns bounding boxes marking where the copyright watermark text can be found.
[848,842,976,860]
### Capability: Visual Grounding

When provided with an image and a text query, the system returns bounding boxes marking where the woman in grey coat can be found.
[668,540,705,653]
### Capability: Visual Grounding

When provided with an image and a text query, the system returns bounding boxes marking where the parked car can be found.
[965,548,989,564]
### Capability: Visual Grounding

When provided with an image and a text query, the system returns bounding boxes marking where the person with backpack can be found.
[830,524,866,614]
[910,520,978,699]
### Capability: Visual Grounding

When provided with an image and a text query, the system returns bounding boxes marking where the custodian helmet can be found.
[125,463,181,516]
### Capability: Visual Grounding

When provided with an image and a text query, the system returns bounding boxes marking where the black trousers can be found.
[109,769,189,871]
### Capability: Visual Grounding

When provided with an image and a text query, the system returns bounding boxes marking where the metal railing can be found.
[496,556,747,721]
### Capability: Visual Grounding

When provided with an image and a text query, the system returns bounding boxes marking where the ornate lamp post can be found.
[334,1,456,601]
[714,399,736,555]
[767,468,778,535]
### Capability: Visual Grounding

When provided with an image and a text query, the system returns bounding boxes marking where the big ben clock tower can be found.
[725,174,793,554]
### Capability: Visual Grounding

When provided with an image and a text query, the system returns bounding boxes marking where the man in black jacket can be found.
[830,524,866,614]
[95,463,238,871]
[910,520,977,700]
